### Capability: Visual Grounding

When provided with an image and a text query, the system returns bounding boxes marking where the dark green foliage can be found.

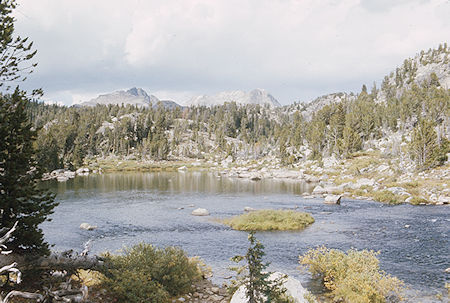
[34,131,60,171]
[0,0,57,256]
[100,243,201,303]
[230,233,291,303]
[0,89,57,255]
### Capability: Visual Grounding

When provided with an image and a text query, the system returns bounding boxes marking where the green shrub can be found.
[100,243,202,303]
[372,190,401,204]
[299,246,404,303]
[223,210,315,231]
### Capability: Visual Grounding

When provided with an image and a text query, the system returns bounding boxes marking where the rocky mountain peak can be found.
[127,87,149,98]
[79,87,176,108]
[188,89,281,107]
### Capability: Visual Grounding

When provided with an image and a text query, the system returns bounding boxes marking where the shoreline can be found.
[42,154,450,206]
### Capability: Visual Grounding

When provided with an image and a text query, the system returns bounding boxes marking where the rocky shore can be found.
[172,279,230,303]
[42,167,102,182]
[43,146,450,206]
[214,156,450,205]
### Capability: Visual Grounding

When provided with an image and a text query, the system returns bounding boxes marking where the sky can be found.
[13,0,450,106]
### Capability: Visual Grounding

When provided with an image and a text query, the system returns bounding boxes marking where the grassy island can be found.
[223,209,315,231]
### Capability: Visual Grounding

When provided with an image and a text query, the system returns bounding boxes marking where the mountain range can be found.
[78,45,449,112]
[187,89,281,108]
[79,87,180,109]
[79,88,281,108]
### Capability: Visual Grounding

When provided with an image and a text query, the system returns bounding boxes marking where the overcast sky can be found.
[14,0,450,106]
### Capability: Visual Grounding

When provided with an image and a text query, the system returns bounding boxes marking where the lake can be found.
[42,172,449,302]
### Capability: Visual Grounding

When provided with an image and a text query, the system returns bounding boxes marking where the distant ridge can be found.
[79,87,182,108]
[188,89,281,108]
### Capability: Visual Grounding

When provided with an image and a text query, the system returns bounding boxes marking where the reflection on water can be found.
[42,172,449,302]
[48,172,314,196]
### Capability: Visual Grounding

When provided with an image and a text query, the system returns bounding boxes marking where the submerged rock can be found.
[191,208,210,216]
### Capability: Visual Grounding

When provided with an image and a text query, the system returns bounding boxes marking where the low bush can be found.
[223,210,314,231]
[372,190,401,204]
[299,246,404,303]
[100,243,202,303]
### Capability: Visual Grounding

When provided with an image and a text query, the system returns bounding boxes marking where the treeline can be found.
[28,102,281,171]
[29,45,450,172]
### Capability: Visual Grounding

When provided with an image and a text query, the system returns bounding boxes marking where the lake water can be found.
[42,172,449,302]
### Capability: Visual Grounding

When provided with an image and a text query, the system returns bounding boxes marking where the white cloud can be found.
[14,0,450,105]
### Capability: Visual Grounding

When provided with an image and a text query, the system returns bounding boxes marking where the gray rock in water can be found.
[324,194,342,205]
[230,272,311,303]
[244,207,256,212]
[79,223,97,231]
[191,208,210,216]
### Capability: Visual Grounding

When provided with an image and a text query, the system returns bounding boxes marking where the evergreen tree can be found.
[339,123,362,157]
[0,0,57,256]
[230,232,290,303]
[0,89,58,255]
[409,119,439,170]
[35,131,60,171]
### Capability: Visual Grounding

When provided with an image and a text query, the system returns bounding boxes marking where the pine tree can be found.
[0,89,58,255]
[409,119,439,170]
[339,124,362,157]
[230,233,290,303]
[0,0,57,256]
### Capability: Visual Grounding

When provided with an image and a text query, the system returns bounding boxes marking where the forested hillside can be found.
[30,44,450,173]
